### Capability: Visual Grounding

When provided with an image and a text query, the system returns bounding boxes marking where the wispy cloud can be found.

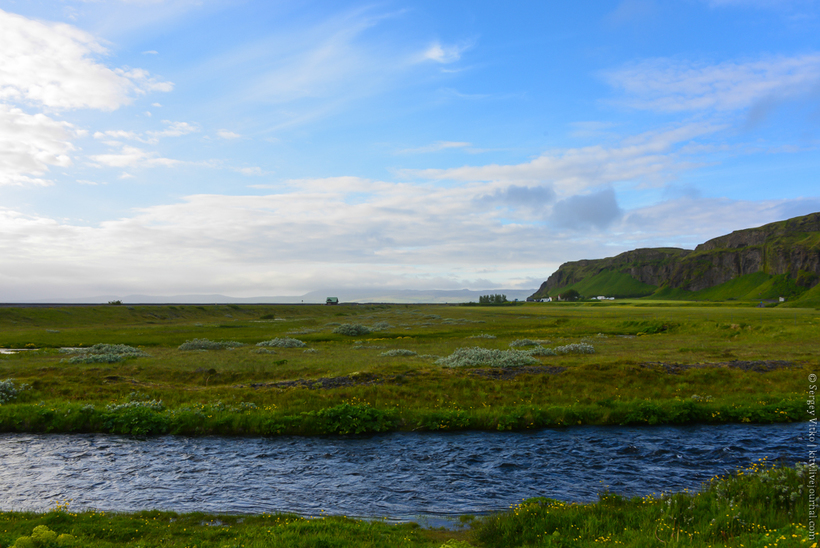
[88,145,180,168]
[421,40,473,64]
[217,129,241,139]
[407,123,722,194]
[604,53,820,113]
[397,141,471,154]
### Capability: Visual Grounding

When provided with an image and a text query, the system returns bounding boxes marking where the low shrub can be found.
[309,403,396,435]
[178,338,243,350]
[509,339,540,347]
[12,525,75,547]
[524,346,557,357]
[554,342,595,354]
[61,343,150,364]
[0,379,29,404]
[256,337,307,348]
[371,321,393,331]
[436,347,538,368]
[380,349,417,357]
[333,324,371,336]
[466,334,496,339]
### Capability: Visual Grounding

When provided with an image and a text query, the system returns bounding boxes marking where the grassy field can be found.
[0,301,814,435]
[0,461,812,547]
[0,302,815,547]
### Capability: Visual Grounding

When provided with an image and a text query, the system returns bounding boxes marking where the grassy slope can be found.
[784,281,820,308]
[546,270,657,298]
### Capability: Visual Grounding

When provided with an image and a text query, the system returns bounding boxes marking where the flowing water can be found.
[0,423,806,523]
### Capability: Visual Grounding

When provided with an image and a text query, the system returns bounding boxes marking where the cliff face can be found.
[532,212,820,299]
[533,248,691,297]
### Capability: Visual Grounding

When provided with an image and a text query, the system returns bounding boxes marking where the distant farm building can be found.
[326,297,339,305]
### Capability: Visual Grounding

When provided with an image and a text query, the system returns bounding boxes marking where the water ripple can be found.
[0,423,806,520]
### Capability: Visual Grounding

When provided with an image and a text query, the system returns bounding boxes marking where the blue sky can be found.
[1,0,819,300]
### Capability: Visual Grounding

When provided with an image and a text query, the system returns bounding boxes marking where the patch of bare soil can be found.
[469,365,567,380]
[250,371,421,390]
[641,360,798,374]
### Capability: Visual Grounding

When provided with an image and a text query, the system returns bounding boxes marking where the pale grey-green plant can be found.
[436,347,538,368]
[333,324,371,336]
[509,339,539,347]
[380,349,417,357]
[0,379,29,404]
[178,338,243,351]
[553,342,595,354]
[256,337,306,348]
[60,343,149,363]
[525,346,557,357]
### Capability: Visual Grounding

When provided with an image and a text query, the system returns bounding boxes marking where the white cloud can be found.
[217,129,241,139]
[235,167,262,176]
[143,50,159,55]
[147,120,198,139]
[0,172,817,299]
[0,9,173,110]
[94,129,141,141]
[398,141,471,154]
[605,53,820,113]
[421,41,472,64]
[88,145,180,168]
[408,123,722,195]
[0,105,77,186]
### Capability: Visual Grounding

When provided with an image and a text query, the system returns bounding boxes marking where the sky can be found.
[1,0,819,301]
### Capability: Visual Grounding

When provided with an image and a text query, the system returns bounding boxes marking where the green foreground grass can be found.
[0,461,813,547]
[0,302,815,435]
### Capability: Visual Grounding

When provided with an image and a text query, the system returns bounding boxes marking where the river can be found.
[0,422,805,523]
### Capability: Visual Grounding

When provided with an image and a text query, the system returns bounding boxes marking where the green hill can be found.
[531,212,820,303]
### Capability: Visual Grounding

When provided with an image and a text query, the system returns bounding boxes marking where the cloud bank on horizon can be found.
[0,0,819,300]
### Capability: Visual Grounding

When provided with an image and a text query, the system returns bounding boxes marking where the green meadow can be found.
[0,301,814,435]
[0,301,815,547]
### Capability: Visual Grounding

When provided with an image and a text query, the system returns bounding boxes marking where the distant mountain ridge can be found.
[531,212,820,304]
[5,288,537,305]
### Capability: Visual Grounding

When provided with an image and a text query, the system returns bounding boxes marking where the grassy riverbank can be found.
[0,461,812,547]
[0,303,814,434]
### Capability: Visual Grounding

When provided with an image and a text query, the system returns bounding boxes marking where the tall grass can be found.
[475,460,811,547]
